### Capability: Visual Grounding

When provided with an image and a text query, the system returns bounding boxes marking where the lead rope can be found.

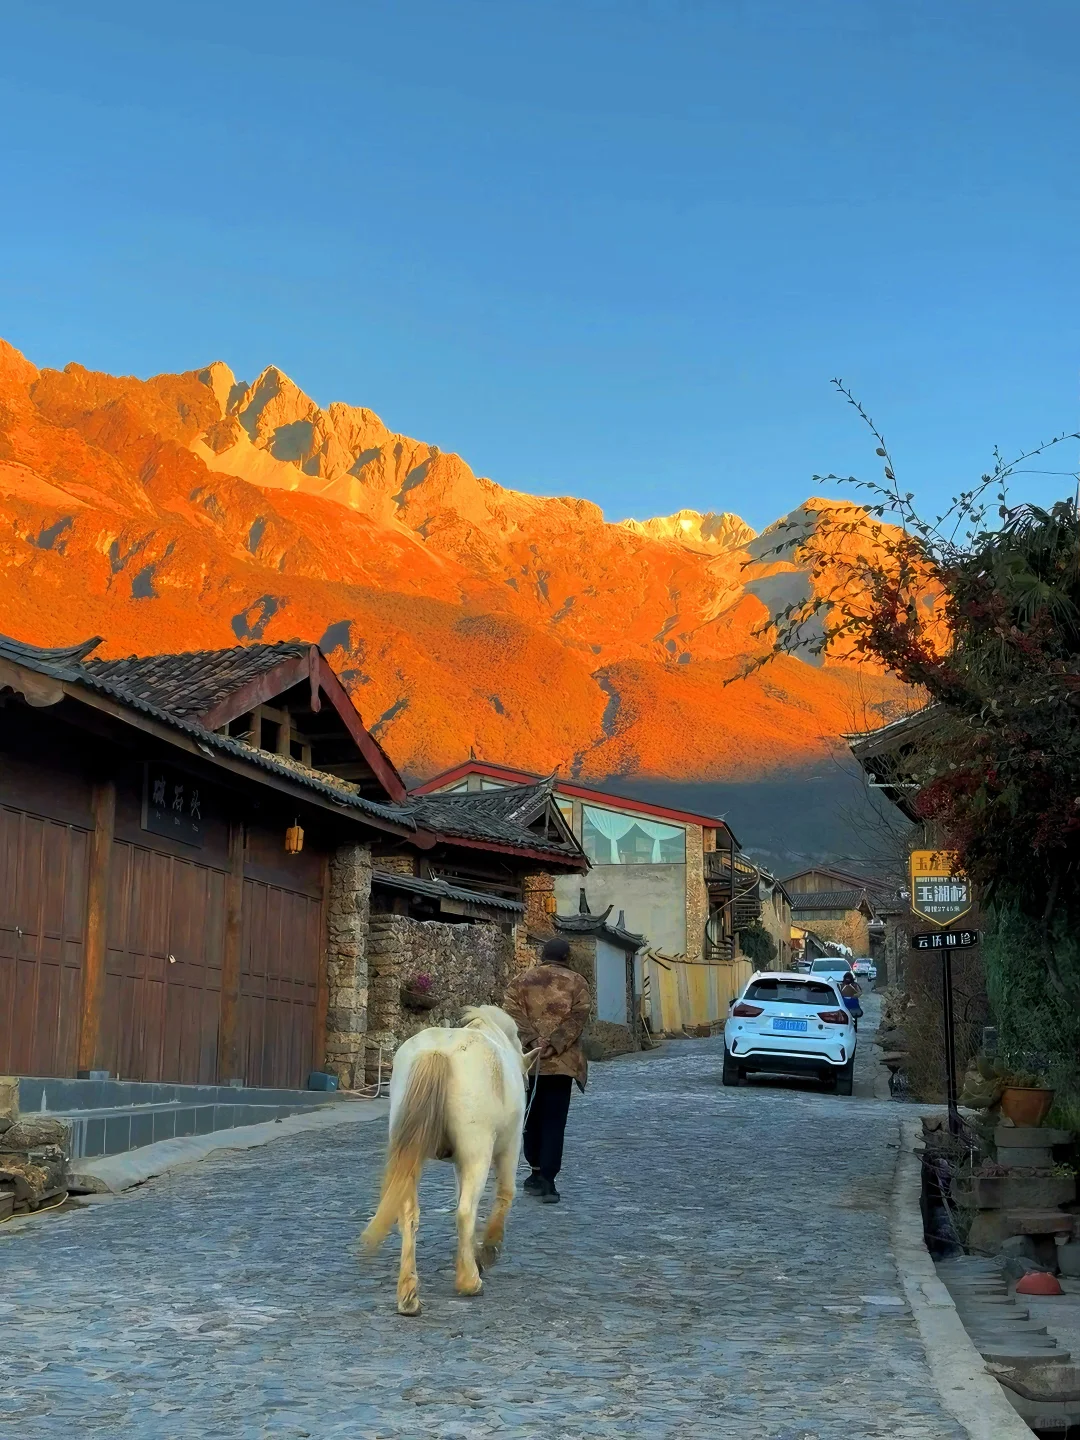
[522,1044,544,1126]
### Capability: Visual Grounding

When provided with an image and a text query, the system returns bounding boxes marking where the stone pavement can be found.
[2,994,967,1439]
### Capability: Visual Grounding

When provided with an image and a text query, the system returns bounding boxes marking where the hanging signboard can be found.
[909,849,972,927]
[912,929,980,950]
[142,763,206,848]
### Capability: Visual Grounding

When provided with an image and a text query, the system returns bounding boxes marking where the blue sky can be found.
[2,0,1078,530]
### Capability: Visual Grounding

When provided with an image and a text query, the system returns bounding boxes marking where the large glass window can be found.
[582,805,685,865]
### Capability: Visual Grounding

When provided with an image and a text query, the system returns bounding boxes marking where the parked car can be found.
[809,958,854,981]
[792,955,812,973]
[723,971,857,1094]
[852,958,877,981]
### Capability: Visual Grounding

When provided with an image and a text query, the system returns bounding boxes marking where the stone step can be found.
[959,1176,1076,1210]
[16,1075,332,1114]
[56,1099,336,1160]
[995,1125,1072,1150]
[1006,1208,1077,1236]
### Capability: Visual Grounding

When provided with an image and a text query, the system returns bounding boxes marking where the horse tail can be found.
[361,1049,451,1252]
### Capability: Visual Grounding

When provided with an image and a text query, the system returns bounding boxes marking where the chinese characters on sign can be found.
[908,849,973,926]
[143,764,205,847]
[912,929,980,950]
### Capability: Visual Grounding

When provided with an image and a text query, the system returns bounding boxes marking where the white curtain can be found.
[583,806,683,863]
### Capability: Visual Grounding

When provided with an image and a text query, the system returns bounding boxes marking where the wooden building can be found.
[0,635,586,1091]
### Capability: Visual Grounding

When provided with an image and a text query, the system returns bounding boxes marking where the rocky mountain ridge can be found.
[0,339,904,807]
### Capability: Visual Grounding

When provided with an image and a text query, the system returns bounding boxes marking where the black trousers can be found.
[523,1074,573,1181]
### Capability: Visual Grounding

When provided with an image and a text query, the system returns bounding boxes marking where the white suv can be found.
[723,971,857,1094]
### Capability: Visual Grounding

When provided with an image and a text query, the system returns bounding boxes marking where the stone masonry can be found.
[514,870,556,972]
[366,914,516,1056]
[806,911,871,957]
[684,823,707,961]
[323,843,372,1088]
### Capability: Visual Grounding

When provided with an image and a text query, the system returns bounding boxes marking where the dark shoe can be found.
[523,1171,543,1195]
[539,1178,561,1204]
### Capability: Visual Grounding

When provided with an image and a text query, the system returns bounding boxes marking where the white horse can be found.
[361,1005,538,1315]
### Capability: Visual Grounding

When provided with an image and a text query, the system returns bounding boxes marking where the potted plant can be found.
[400,971,439,1012]
[999,1064,1055,1127]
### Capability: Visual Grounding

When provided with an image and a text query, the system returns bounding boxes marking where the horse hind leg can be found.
[396,1182,421,1317]
[478,1141,516,1270]
[454,1149,490,1296]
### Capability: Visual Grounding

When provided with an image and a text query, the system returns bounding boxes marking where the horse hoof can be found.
[456,1276,483,1297]
[477,1242,502,1269]
[397,1293,422,1317]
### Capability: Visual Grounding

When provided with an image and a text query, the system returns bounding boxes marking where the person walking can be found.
[503,936,591,1205]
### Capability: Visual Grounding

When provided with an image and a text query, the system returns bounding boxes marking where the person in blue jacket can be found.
[839,972,863,1029]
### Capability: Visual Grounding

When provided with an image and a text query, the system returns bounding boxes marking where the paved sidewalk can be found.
[2,997,965,1439]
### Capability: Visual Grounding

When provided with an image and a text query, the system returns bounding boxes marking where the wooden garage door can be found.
[238,879,323,1089]
[0,805,88,1076]
[102,842,225,1084]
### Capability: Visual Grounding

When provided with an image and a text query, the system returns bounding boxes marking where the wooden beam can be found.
[277,708,292,758]
[314,654,408,802]
[199,654,312,731]
[217,822,245,1083]
[312,854,330,1074]
[0,657,64,708]
[77,779,116,1074]
[58,683,421,839]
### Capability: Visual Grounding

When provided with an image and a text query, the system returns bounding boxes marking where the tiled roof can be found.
[83,642,311,718]
[370,870,525,913]
[0,633,587,865]
[555,906,645,951]
[788,889,870,912]
[0,633,406,826]
[400,780,584,861]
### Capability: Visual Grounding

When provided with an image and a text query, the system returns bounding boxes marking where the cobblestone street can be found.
[2,996,965,1439]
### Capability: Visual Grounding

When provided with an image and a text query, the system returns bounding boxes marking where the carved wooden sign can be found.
[142,763,206,847]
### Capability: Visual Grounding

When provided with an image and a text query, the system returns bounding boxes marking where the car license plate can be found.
[773,1017,807,1033]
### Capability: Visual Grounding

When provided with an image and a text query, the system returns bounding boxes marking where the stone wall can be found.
[366,914,515,1055]
[802,911,871,956]
[759,892,792,969]
[323,843,372,1088]
[684,825,707,962]
[514,870,556,973]
[373,853,417,876]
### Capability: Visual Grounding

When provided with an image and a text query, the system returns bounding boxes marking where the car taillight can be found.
[731,1002,764,1018]
[818,1010,849,1024]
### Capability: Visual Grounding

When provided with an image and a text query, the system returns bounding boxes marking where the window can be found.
[581,805,685,865]
[745,979,836,1006]
[556,798,574,829]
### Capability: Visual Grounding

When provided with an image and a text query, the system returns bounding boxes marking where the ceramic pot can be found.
[1000,1086,1055,1127]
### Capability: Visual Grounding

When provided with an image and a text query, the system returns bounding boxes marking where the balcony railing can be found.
[704,849,763,928]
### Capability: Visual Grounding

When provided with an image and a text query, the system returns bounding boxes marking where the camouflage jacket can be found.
[503,962,592,1090]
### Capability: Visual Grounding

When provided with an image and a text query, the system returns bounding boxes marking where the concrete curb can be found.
[891,1116,1032,1440]
[70,1097,390,1195]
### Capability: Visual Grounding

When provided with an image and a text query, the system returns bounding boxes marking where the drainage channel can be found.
[936,1255,1080,1435]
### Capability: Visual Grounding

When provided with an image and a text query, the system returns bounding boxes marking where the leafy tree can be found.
[755,382,1080,1014]
[738,920,777,968]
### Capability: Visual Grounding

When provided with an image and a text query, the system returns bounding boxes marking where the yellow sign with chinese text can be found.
[909,849,973,926]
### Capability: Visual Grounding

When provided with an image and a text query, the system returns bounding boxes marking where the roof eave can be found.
[56,680,420,840]
[433,832,589,871]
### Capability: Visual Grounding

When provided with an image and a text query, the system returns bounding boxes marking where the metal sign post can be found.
[909,849,973,1137]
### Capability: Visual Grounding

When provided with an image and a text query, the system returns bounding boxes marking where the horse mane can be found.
[461,1005,521,1050]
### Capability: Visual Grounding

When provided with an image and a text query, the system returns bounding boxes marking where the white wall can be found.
[595,939,628,1024]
